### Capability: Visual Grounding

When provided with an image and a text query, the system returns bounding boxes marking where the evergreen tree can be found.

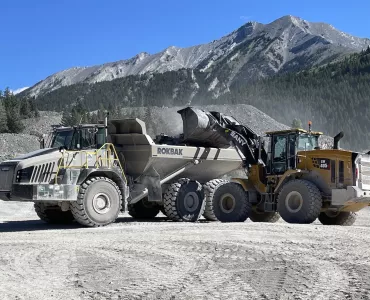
[291,119,303,129]
[29,99,40,117]
[6,105,24,133]
[0,101,8,133]
[20,99,32,118]
[3,88,24,133]
[61,109,71,126]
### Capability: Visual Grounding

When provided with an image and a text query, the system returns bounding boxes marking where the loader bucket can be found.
[177,107,230,148]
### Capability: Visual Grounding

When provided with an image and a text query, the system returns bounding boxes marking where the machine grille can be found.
[0,165,15,191]
[30,162,55,183]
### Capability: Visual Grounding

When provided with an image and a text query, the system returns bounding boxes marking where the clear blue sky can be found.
[1,0,370,91]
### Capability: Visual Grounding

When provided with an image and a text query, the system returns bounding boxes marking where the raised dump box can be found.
[108,118,243,184]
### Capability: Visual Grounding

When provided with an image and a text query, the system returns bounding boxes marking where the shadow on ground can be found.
[0,216,211,232]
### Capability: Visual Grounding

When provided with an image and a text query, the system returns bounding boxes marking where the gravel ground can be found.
[1,201,369,300]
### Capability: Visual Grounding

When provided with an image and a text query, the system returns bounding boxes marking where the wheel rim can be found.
[183,192,200,213]
[220,193,236,213]
[92,193,111,214]
[285,191,303,213]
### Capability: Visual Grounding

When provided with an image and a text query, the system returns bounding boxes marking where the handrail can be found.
[54,143,126,184]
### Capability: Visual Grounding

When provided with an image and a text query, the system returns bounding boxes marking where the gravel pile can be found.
[0,111,62,162]
[22,111,62,137]
[119,104,289,137]
[118,104,334,148]
[0,134,39,162]
[0,105,335,163]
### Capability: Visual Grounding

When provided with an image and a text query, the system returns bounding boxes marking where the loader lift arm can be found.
[207,111,268,168]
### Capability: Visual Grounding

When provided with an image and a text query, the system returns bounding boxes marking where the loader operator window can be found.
[298,134,319,151]
[272,135,288,174]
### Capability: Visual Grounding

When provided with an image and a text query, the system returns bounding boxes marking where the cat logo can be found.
[157,147,183,156]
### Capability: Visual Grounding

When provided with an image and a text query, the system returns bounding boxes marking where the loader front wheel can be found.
[277,179,322,224]
[318,211,357,226]
[34,202,74,224]
[128,198,160,219]
[71,177,122,227]
[205,181,250,222]
[163,178,205,222]
[249,209,280,223]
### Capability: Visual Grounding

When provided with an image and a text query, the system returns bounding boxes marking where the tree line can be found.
[0,88,40,133]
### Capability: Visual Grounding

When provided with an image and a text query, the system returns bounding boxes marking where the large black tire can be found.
[318,211,357,226]
[163,178,205,222]
[70,177,122,227]
[203,179,228,221]
[128,198,160,219]
[203,180,250,222]
[34,202,75,224]
[277,179,322,224]
[249,210,280,223]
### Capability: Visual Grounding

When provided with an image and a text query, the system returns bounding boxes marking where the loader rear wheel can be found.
[318,211,357,226]
[34,202,74,224]
[205,181,250,222]
[203,179,228,221]
[128,198,160,219]
[71,177,121,227]
[277,179,322,224]
[249,209,280,223]
[163,178,205,222]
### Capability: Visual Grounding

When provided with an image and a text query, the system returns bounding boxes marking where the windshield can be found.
[298,134,319,151]
[50,130,74,149]
[50,127,105,150]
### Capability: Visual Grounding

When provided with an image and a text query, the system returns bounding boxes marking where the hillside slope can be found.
[22,15,369,99]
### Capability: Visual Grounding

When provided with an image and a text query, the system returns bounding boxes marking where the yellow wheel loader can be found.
[178,107,370,226]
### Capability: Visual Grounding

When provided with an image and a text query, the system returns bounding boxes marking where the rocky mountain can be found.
[22,15,370,99]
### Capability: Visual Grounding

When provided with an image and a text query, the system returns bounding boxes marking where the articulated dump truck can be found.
[0,107,370,227]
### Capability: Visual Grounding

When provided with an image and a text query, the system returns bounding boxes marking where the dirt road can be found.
[1,202,370,300]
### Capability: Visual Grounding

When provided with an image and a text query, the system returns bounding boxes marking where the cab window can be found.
[271,135,288,174]
[298,134,319,151]
[51,130,74,149]
[96,128,106,148]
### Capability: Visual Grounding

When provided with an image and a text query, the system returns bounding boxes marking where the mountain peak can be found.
[22,15,370,98]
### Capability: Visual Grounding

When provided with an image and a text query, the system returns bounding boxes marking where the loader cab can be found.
[265,129,321,175]
[50,125,106,150]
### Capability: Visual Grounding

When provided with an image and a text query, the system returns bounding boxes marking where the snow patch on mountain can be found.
[11,87,29,95]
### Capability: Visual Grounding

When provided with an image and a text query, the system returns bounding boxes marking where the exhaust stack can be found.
[333,132,344,149]
[105,111,109,143]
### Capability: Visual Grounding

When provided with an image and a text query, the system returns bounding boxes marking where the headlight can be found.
[16,167,34,183]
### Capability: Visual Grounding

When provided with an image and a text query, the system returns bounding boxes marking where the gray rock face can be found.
[23,15,370,98]
[0,105,334,162]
